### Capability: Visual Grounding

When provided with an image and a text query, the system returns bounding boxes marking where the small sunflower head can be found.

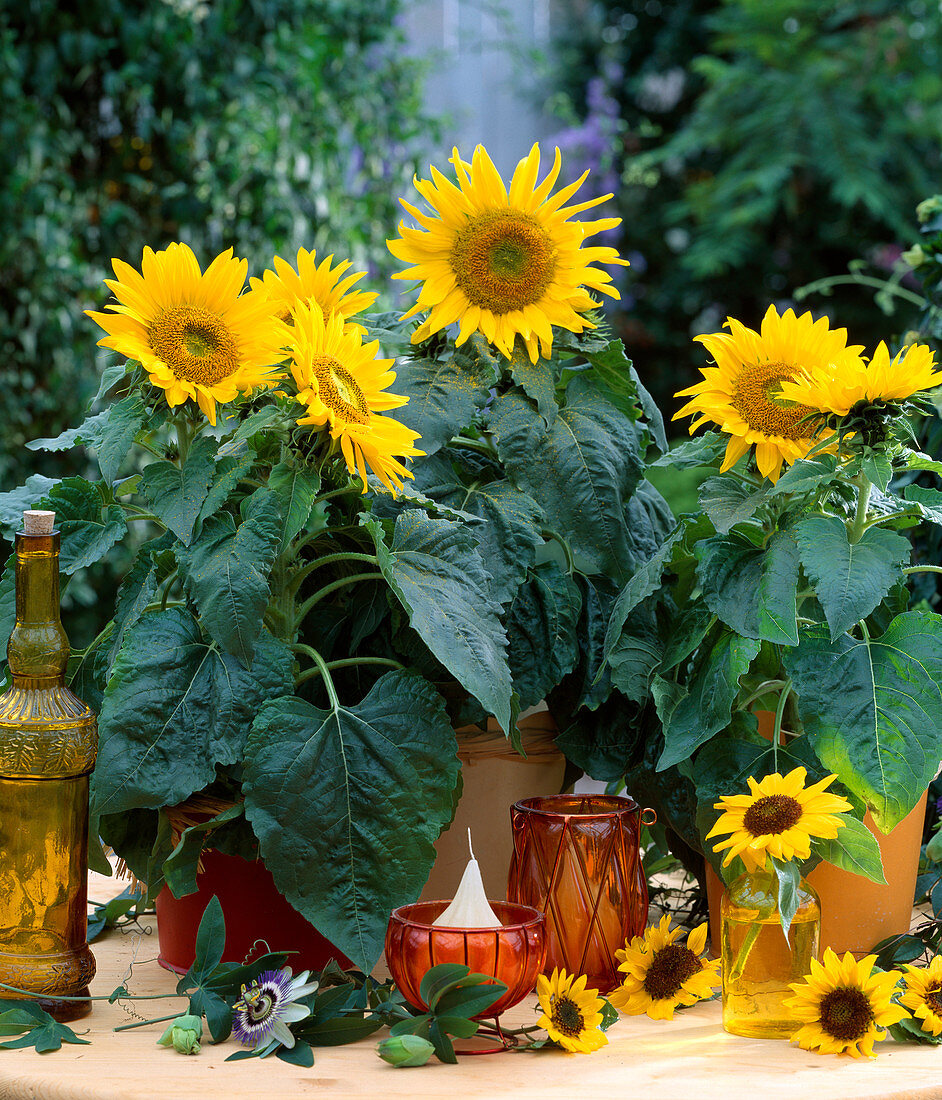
[535,968,609,1054]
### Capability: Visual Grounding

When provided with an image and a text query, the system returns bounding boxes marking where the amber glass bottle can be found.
[0,511,97,1021]
[721,867,819,1039]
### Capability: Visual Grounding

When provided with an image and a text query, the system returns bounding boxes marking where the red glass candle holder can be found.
[385,900,545,1019]
[508,794,655,993]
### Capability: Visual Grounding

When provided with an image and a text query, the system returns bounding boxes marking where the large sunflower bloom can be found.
[387,143,628,363]
[706,767,851,873]
[777,340,942,415]
[900,955,942,1037]
[288,301,422,492]
[784,949,907,1058]
[86,243,286,426]
[608,915,719,1020]
[536,968,608,1054]
[674,305,865,482]
[248,247,378,333]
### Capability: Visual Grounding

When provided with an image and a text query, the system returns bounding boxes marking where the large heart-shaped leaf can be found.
[698,474,770,534]
[140,435,217,545]
[242,672,460,971]
[489,378,643,582]
[0,475,61,541]
[176,489,282,667]
[576,339,668,452]
[696,530,800,644]
[507,342,557,425]
[392,335,498,456]
[794,515,910,640]
[91,608,293,816]
[267,461,321,552]
[603,526,682,660]
[363,510,514,733]
[785,612,942,831]
[39,478,127,574]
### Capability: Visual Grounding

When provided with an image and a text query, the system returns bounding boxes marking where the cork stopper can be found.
[23,510,55,534]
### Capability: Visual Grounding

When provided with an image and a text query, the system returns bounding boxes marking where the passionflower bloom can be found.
[900,955,942,1037]
[232,966,319,1051]
[608,915,720,1020]
[86,243,286,425]
[288,301,423,492]
[387,143,628,362]
[784,949,907,1058]
[535,968,608,1053]
[777,340,942,415]
[706,766,852,873]
[248,246,378,332]
[674,305,865,482]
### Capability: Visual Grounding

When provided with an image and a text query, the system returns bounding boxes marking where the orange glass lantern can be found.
[508,794,654,993]
[385,900,545,1020]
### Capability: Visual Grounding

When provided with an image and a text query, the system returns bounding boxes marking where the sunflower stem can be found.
[771,681,793,770]
[292,644,340,710]
[294,572,383,628]
[848,473,872,544]
[295,656,404,687]
[904,565,942,576]
[541,528,576,575]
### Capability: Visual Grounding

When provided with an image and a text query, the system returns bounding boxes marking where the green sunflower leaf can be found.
[507,341,557,425]
[770,856,801,940]
[267,461,321,552]
[793,515,910,641]
[38,477,128,574]
[139,435,218,545]
[698,474,770,534]
[784,612,942,830]
[811,815,886,885]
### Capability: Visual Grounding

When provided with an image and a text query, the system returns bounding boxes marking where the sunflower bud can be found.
[157,1014,203,1055]
[376,1034,436,1067]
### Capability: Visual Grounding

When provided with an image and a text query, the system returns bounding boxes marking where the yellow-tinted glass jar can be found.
[0,517,97,1020]
[721,867,819,1039]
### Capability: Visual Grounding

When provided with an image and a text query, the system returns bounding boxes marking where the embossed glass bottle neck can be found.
[8,531,69,688]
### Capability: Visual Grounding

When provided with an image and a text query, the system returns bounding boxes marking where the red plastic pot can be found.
[155,848,353,974]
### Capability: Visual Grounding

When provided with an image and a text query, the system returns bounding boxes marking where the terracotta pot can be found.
[706,791,928,959]
[155,848,353,975]
[419,710,566,903]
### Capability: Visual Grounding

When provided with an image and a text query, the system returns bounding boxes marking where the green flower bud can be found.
[157,1013,203,1055]
[916,195,942,223]
[377,1034,436,1067]
[902,244,926,268]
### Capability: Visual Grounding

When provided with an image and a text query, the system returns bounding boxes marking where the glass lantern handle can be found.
[641,807,658,827]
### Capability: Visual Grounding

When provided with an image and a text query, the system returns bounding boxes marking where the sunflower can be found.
[608,915,719,1020]
[784,949,907,1058]
[900,955,942,1037]
[674,305,865,482]
[706,767,851,873]
[248,246,378,332]
[288,301,422,492]
[777,340,942,415]
[536,968,608,1054]
[86,243,286,426]
[387,143,628,363]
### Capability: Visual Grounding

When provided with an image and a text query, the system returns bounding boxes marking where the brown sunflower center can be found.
[818,987,874,1042]
[147,304,241,387]
[742,794,803,837]
[450,209,557,314]
[551,995,585,1037]
[642,944,702,1001]
[731,360,817,440]
[925,987,942,1014]
[309,354,370,425]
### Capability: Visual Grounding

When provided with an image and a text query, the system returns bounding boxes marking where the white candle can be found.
[432,830,501,928]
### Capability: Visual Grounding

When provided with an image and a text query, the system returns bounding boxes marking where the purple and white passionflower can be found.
[232,967,319,1052]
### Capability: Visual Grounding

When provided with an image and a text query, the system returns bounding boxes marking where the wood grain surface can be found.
[0,872,938,1100]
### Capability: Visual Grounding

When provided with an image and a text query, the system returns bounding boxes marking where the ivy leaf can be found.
[794,515,910,641]
[506,562,582,710]
[695,530,799,644]
[392,335,498,456]
[0,1002,90,1052]
[139,435,217,545]
[507,342,557,425]
[812,815,886,885]
[656,629,761,770]
[39,478,127,574]
[784,612,942,830]
[363,510,514,735]
[698,474,770,534]
[92,608,293,816]
[177,489,282,667]
[242,672,461,971]
[267,462,320,552]
[489,378,644,582]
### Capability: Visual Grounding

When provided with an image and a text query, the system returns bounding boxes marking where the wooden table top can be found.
[0,872,939,1100]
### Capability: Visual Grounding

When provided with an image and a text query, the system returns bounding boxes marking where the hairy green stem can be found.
[294,572,383,628]
[848,473,873,544]
[295,656,404,687]
[541,528,576,575]
[904,564,942,576]
[292,643,340,709]
[771,681,793,771]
